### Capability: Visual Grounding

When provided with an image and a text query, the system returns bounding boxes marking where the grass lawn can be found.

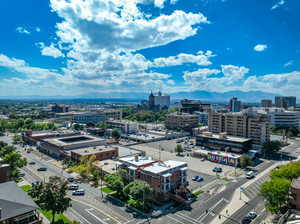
[20,184,31,192]
[193,190,204,197]
[101,186,115,194]
[38,209,71,224]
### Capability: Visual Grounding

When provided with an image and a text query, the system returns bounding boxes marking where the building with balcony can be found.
[208,109,270,149]
[118,155,188,202]
[165,112,198,131]
[0,181,42,224]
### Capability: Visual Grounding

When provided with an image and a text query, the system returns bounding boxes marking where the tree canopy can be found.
[239,154,253,168]
[29,176,71,224]
[175,144,183,155]
[260,177,291,213]
[123,180,153,203]
[270,162,300,180]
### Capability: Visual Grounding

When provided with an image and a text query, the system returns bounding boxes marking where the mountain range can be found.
[0,90,279,103]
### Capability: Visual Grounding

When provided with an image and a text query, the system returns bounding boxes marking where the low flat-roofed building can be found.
[93,159,119,175]
[22,130,79,145]
[196,131,252,153]
[0,181,42,224]
[70,146,118,163]
[39,134,106,159]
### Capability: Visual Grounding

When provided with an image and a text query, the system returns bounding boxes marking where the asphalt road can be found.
[0,136,135,224]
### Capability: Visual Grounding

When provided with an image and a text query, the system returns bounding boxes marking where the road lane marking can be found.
[72,198,122,224]
[197,198,226,221]
[167,215,185,224]
[69,208,92,224]
[85,208,108,224]
[173,213,199,224]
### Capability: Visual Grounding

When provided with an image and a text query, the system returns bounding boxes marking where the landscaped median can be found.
[20,184,74,224]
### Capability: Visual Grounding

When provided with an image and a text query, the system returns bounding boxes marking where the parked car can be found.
[37,167,47,171]
[28,161,36,165]
[247,211,257,219]
[67,177,74,182]
[18,173,25,177]
[68,184,79,190]
[72,189,85,196]
[213,167,222,173]
[196,176,204,182]
[192,176,199,181]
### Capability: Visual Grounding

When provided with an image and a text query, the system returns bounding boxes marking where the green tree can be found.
[175,144,183,156]
[112,129,121,140]
[123,180,153,206]
[239,155,253,168]
[104,173,124,196]
[262,140,282,155]
[29,176,71,224]
[260,178,291,213]
[116,168,128,185]
[13,135,23,144]
[270,162,300,180]
[3,151,27,179]
[73,123,84,130]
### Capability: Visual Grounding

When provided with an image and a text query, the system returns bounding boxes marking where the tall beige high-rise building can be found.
[208,109,270,147]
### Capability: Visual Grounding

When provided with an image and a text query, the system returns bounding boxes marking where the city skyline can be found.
[0,0,300,98]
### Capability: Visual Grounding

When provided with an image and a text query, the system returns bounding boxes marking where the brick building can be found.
[70,146,118,163]
[118,156,188,202]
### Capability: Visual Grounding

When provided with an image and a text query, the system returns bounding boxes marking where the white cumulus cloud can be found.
[37,42,64,58]
[254,44,268,52]
[16,27,31,35]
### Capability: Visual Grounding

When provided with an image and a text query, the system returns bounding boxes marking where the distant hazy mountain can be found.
[0,90,279,103]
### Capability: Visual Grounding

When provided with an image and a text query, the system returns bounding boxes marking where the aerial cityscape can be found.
[1,0,300,224]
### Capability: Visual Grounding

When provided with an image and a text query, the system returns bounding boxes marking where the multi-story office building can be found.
[269,109,300,130]
[149,91,170,110]
[72,112,106,124]
[229,97,241,112]
[194,111,209,126]
[118,155,188,202]
[275,96,296,109]
[208,110,270,148]
[261,99,272,108]
[70,109,122,124]
[180,99,211,114]
[165,112,198,131]
[51,104,69,113]
[107,120,138,134]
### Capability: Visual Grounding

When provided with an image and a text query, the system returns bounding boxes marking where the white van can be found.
[72,189,85,195]
[246,171,255,179]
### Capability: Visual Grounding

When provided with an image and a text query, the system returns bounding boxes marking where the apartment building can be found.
[106,120,138,134]
[208,110,270,148]
[261,99,272,108]
[118,156,188,202]
[229,97,241,112]
[275,96,296,109]
[165,112,198,131]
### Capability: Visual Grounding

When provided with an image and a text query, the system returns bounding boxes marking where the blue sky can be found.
[0,0,299,97]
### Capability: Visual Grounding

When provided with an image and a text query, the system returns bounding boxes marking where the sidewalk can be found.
[210,155,299,224]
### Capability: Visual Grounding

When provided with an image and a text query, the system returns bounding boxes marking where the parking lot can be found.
[187,169,217,191]
[144,137,195,153]
[131,140,236,177]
